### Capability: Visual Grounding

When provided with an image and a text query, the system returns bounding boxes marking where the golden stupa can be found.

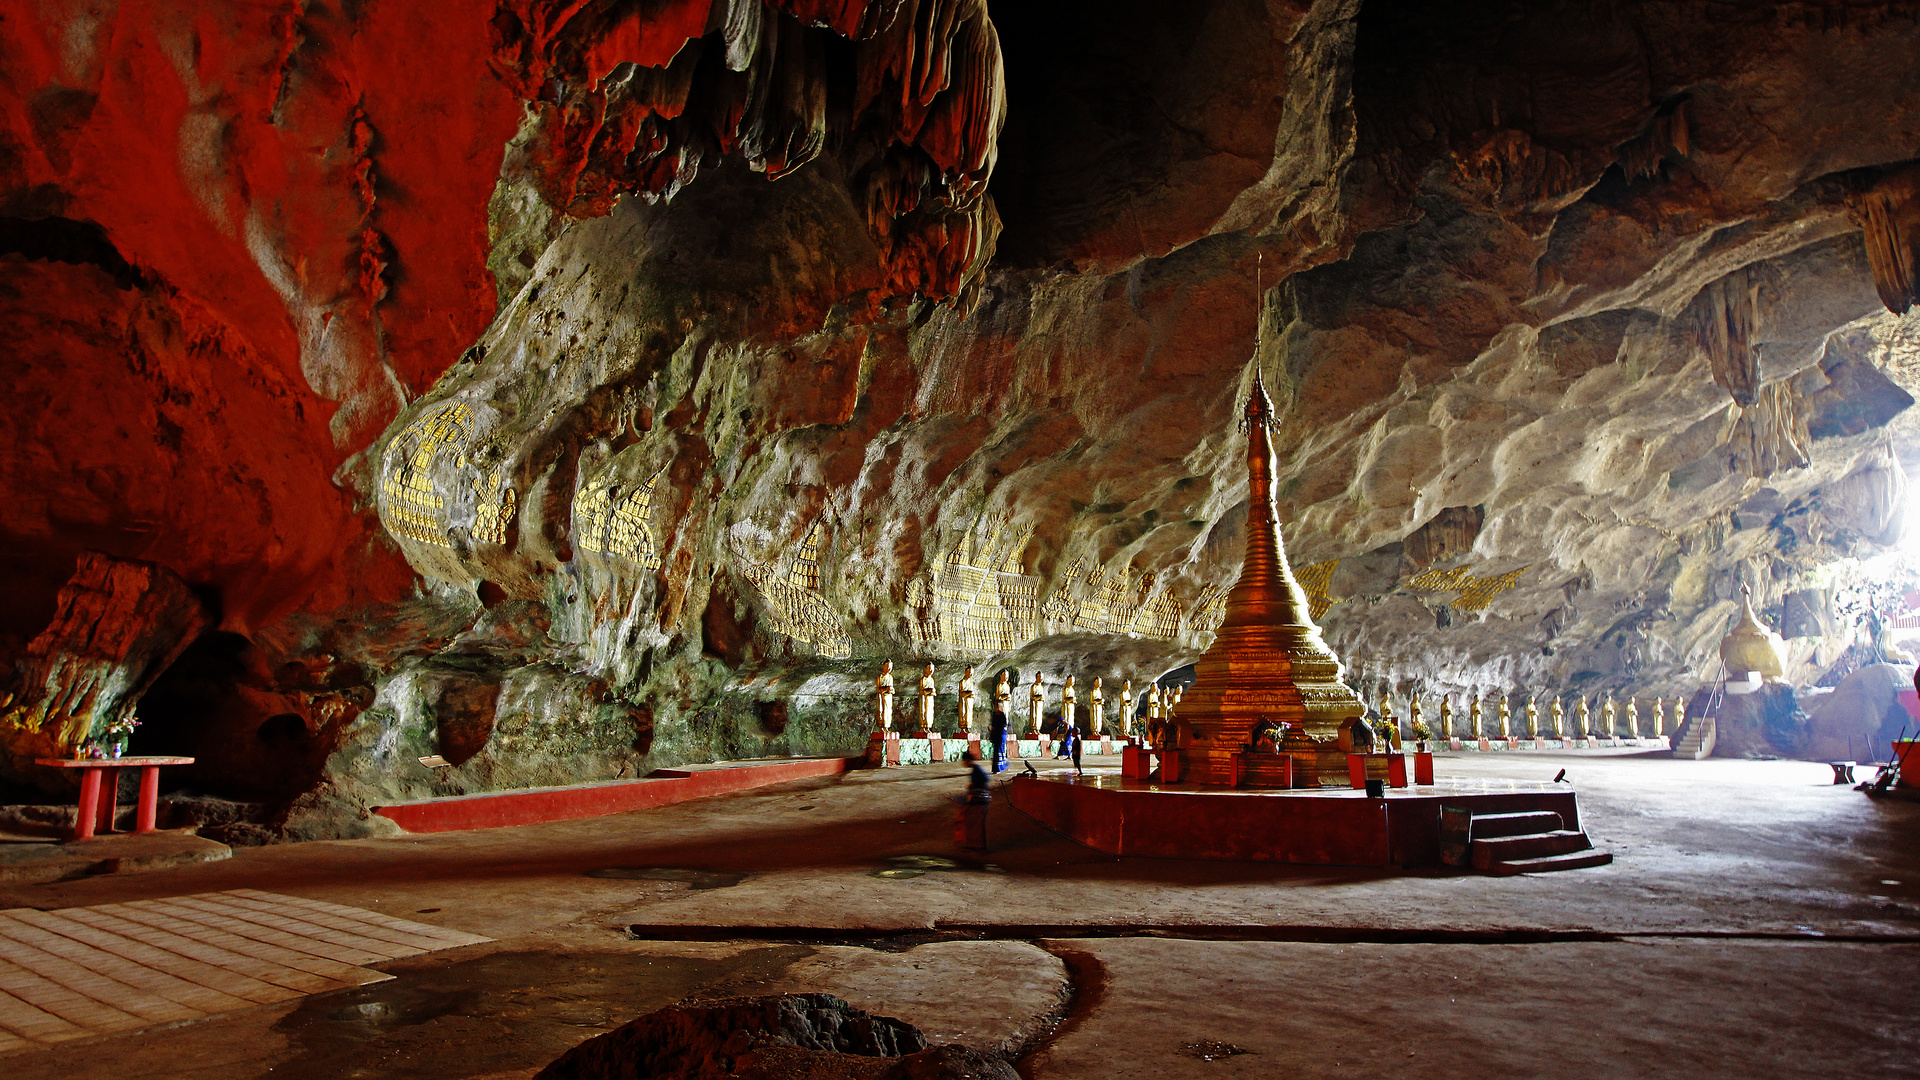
[1719,583,1786,681]
[1174,372,1366,787]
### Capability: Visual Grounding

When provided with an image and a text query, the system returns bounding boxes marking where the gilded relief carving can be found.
[736,519,852,658]
[575,465,665,568]
[381,403,472,548]
[1405,564,1527,610]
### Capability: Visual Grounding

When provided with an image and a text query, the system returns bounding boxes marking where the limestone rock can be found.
[2,553,209,774]
[535,993,927,1079]
[1802,663,1915,762]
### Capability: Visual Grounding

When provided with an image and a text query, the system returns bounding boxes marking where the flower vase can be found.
[110,738,126,759]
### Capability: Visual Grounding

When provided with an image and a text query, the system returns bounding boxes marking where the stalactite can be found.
[1618,99,1690,182]
[1848,168,1920,315]
[1696,266,1761,408]
[1727,380,1811,480]
[497,0,1001,302]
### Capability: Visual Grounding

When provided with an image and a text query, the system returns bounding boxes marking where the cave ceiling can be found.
[6,0,1920,815]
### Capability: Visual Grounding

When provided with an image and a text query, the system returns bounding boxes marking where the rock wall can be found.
[9,1,1920,829]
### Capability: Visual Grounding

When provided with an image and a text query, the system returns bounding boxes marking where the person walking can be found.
[1067,719,1083,775]
[955,750,991,852]
[989,709,1009,773]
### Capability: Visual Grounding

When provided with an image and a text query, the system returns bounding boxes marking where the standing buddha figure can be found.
[918,663,937,734]
[1438,695,1453,741]
[957,666,977,735]
[1028,673,1046,736]
[1550,696,1565,739]
[1469,694,1483,739]
[994,671,1012,721]
[1625,697,1640,739]
[1524,696,1538,738]
[1496,695,1512,739]
[1063,676,1078,733]
[1577,695,1591,738]
[1089,677,1106,736]
[1603,696,1617,737]
[875,661,896,732]
[1121,679,1135,738]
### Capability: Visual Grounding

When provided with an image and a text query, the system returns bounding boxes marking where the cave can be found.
[2,0,1918,1075]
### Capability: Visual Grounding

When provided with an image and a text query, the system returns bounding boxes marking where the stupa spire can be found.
[1171,367,1365,788]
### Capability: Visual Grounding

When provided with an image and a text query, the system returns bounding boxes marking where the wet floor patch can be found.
[869,854,1001,879]
[266,946,810,1080]
[584,866,751,889]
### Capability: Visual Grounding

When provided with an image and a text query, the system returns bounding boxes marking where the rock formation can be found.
[9,1,1920,825]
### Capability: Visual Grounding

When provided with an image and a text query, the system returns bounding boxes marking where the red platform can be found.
[374,757,852,833]
[1005,771,1583,867]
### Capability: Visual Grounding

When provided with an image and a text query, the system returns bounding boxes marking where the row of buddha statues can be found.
[870,661,1181,737]
[870,661,1682,743]
[1369,691,1686,741]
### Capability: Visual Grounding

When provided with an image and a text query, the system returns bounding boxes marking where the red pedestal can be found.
[1387,754,1408,788]
[1413,751,1435,785]
[885,732,902,766]
[929,734,946,762]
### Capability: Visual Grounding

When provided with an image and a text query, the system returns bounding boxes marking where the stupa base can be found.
[1178,747,1352,788]
[1004,770,1584,867]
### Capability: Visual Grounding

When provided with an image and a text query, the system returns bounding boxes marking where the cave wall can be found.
[8,1,1920,829]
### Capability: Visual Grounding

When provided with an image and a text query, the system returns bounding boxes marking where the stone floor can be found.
[0,749,1913,1078]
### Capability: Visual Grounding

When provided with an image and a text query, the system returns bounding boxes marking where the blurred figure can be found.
[989,708,1009,773]
[954,750,991,851]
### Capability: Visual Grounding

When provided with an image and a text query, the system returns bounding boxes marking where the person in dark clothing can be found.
[989,709,1009,772]
[1068,721,1083,774]
[955,750,991,851]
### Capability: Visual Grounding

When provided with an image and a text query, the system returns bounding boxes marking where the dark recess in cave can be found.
[987,0,1221,268]
[0,216,142,288]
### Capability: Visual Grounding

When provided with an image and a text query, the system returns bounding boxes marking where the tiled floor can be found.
[0,889,488,1050]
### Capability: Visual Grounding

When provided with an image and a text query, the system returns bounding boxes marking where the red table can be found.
[34,756,194,840]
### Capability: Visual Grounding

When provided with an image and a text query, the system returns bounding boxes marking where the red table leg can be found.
[96,767,120,835]
[73,767,101,841]
[136,765,161,834]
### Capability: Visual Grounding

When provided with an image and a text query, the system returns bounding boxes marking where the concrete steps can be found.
[1674,715,1716,760]
[1444,807,1613,875]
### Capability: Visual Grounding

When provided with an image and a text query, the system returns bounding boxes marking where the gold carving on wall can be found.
[1405,564,1527,610]
[575,466,664,568]
[907,524,1042,652]
[737,519,852,658]
[473,467,516,547]
[381,403,473,548]
[1295,559,1338,620]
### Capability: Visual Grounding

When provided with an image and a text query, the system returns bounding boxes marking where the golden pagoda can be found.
[1719,583,1786,681]
[1174,372,1366,787]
